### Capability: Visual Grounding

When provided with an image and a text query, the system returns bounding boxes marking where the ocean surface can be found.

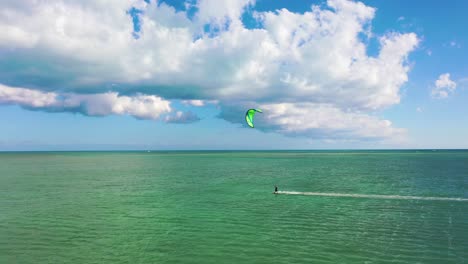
[1,150,468,263]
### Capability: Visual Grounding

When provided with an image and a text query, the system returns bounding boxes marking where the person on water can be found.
[274,185,278,194]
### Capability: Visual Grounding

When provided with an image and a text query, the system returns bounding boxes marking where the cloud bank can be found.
[0,83,172,120]
[0,0,419,141]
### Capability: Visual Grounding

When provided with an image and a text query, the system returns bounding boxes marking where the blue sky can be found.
[0,0,467,150]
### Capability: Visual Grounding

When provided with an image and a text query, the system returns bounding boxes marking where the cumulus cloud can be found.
[0,84,57,108]
[0,84,172,120]
[196,0,255,27]
[220,102,406,141]
[262,103,406,140]
[0,0,419,141]
[431,73,457,99]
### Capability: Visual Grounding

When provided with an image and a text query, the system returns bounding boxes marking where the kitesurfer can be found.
[274,185,278,194]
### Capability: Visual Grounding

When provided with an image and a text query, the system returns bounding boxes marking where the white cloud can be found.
[416,107,423,113]
[0,84,57,108]
[164,111,200,123]
[0,0,419,141]
[196,0,255,27]
[431,73,457,99]
[220,102,406,141]
[261,103,406,140]
[0,84,172,120]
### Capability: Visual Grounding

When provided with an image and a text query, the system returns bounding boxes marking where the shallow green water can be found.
[1,150,468,263]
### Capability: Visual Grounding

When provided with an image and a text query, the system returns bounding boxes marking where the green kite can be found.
[245,109,262,128]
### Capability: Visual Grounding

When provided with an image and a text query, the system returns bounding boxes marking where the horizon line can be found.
[1,148,468,153]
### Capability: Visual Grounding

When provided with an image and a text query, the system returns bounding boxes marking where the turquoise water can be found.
[1,150,468,263]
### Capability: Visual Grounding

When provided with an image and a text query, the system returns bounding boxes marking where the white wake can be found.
[276,191,468,202]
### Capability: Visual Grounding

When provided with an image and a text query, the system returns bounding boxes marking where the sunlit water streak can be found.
[276,191,468,202]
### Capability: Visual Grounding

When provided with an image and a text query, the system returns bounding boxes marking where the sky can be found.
[0,0,467,150]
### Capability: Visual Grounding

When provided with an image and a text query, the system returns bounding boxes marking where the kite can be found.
[245,109,262,128]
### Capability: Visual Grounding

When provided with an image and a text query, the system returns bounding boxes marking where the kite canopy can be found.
[245,109,262,128]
